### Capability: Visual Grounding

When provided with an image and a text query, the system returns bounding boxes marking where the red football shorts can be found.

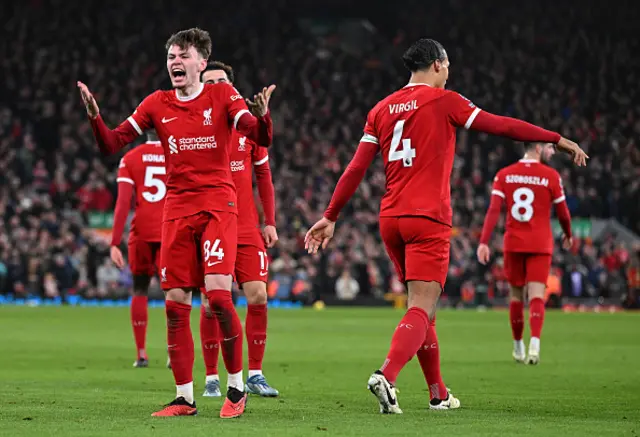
[235,227,268,285]
[160,211,237,290]
[127,239,161,277]
[379,216,451,288]
[503,252,552,287]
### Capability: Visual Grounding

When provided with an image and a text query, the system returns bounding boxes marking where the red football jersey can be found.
[126,83,251,221]
[491,159,565,254]
[116,141,166,242]
[363,84,481,225]
[229,131,269,243]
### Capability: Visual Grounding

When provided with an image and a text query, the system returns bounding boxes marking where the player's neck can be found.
[522,153,541,162]
[175,82,204,100]
[408,72,439,88]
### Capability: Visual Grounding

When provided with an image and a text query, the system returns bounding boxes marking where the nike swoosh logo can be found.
[259,271,268,276]
[384,384,397,405]
[162,117,178,123]
[223,335,239,342]
[207,261,222,267]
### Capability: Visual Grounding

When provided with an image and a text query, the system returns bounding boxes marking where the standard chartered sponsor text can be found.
[179,136,218,151]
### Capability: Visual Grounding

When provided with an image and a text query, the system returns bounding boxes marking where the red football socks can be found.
[380,307,430,384]
[206,290,243,374]
[165,300,194,386]
[246,304,268,371]
[416,316,448,400]
[529,297,545,339]
[199,303,220,376]
[509,300,524,341]
[130,295,148,359]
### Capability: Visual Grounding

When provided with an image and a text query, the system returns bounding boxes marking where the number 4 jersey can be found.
[362,84,480,225]
[115,141,166,242]
[491,159,565,254]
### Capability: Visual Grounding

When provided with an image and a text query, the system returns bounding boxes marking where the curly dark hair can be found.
[201,61,235,83]
[402,38,447,72]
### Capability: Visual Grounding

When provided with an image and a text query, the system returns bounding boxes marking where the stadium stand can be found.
[0,0,638,307]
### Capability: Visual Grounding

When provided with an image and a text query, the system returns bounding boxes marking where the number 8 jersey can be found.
[491,159,565,254]
[116,141,167,242]
[362,84,480,225]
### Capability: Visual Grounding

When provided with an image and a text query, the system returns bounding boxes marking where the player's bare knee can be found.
[165,287,193,304]
[527,282,546,301]
[132,275,151,296]
[204,274,233,292]
[509,286,525,302]
[407,280,442,320]
[242,281,267,305]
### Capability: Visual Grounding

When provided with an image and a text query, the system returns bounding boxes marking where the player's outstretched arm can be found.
[323,141,378,222]
[78,81,142,155]
[235,86,276,147]
[477,193,504,265]
[305,140,378,254]
[471,111,588,166]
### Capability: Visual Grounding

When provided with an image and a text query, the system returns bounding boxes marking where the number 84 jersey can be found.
[491,159,565,254]
[363,84,481,226]
[117,141,166,242]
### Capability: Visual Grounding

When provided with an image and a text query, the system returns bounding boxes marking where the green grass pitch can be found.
[0,306,639,436]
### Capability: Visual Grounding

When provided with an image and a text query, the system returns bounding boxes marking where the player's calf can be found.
[204,275,247,416]
[508,286,526,363]
[527,283,546,365]
[131,275,151,366]
[242,281,279,397]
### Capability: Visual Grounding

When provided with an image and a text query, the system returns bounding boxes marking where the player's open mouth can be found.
[171,69,186,79]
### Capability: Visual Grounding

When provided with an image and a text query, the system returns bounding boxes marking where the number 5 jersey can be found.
[113,141,166,244]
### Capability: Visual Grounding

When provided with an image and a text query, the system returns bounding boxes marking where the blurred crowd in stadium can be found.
[0,0,638,307]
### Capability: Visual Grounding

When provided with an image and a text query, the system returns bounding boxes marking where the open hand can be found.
[246,85,276,117]
[557,137,588,167]
[77,81,100,119]
[562,234,573,250]
[304,217,336,254]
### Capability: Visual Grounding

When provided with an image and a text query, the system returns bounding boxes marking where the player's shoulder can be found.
[137,141,163,154]
[144,89,167,104]
[204,82,243,101]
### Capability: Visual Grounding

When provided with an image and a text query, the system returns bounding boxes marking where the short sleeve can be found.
[551,172,566,204]
[491,171,505,199]
[251,140,269,166]
[116,153,135,186]
[360,107,379,145]
[218,83,251,129]
[443,92,482,129]
[127,93,157,136]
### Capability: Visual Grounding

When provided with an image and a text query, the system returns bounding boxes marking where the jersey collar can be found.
[519,159,539,163]
[404,82,433,88]
[175,83,204,102]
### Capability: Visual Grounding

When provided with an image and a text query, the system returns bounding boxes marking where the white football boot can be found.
[526,337,540,365]
[513,339,526,363]
[367,371,402,414]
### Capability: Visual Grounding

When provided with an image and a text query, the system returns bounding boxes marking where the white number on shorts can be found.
[203,239,224,262]
[388,120,416,167]
[258,251,269,271]
[511,187,535,222]
[142,166,167,203]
